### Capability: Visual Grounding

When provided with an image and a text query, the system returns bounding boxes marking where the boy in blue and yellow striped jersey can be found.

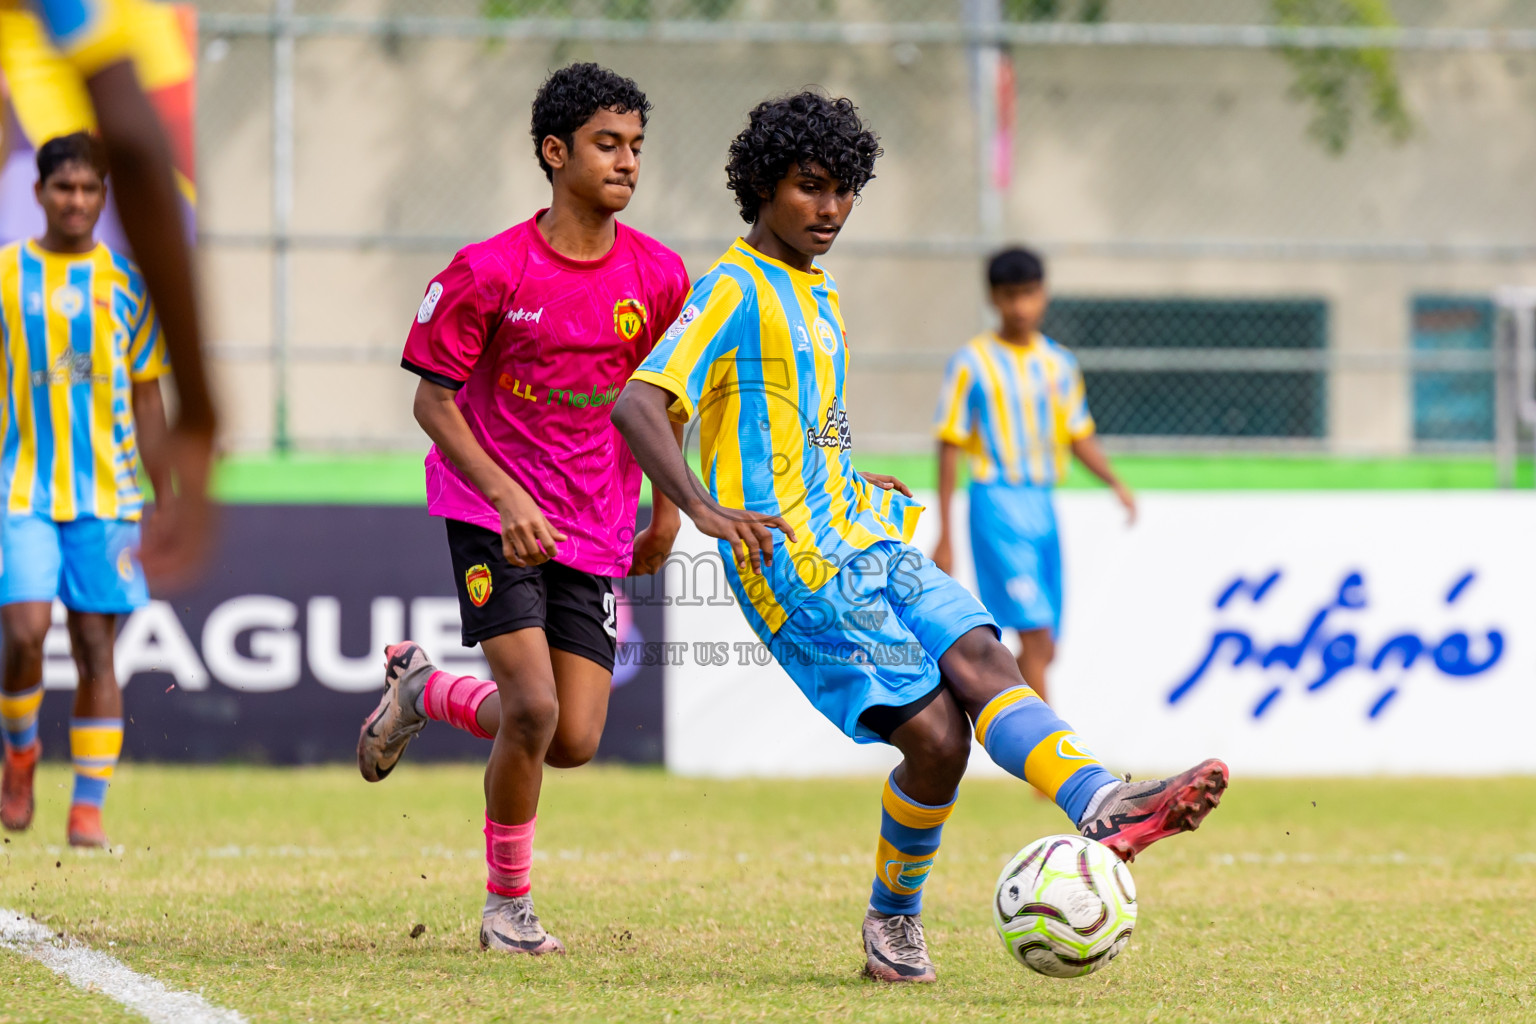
[614,92,1228,984]
[932,248,1136,705]
[0,133,170,848]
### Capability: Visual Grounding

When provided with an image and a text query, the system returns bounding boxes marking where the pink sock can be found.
[485,814,535,896]
[423,671,496,739]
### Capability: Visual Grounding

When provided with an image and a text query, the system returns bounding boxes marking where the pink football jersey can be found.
[402,212,689,576]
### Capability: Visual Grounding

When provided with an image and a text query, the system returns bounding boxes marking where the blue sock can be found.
[1,683,43,751]
[869,772,955,916]
[974,685,1120,824]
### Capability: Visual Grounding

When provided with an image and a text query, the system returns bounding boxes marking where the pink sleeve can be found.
[401,252,493,389]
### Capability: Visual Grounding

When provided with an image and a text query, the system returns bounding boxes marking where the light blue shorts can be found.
[970,482,1062,635]
[740,540,997,744]
[0,514,148,613]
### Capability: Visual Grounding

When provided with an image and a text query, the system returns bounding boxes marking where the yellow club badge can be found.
[465,564,493,607]
[613,298,648,342]
[117,547,135,581]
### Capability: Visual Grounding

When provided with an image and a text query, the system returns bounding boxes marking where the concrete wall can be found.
[193,29,1536,452]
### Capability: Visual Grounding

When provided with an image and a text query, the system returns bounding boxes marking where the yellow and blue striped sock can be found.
[1,684,44,751]
[869,772,956,916]
[69,717,123,809]
[974,685,1119,824]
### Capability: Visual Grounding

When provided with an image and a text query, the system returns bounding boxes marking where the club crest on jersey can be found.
[465,564,493,607]
[613,298,648,341]
[806,401,853,451]
[51,284,85,319]
[813,317,838,355]
[417,281,444,324]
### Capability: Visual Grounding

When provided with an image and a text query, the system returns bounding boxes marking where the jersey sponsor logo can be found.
[32,349,101,388]
[662,304,698,342]
[813,317,838,355]
[465,564,493,607]
[506,307,543,325]
[547,382,623,409]
[806,401,853,451]
[613,298,648,342]
[416,281,444,324]
[51,284,85,319]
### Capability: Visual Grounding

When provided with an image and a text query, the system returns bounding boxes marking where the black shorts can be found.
[445,519,617,671]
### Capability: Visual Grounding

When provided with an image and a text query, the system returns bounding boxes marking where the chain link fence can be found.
[190,0,1536,466]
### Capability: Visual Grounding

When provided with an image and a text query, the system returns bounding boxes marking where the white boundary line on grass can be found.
[0,909,246,1024]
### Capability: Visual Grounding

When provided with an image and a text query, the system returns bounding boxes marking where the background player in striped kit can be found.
[931,247,1136,704]
[0,131,170,848]
[613,91,1227,985]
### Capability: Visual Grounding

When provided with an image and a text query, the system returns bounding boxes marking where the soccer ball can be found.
[992,834,1137,978]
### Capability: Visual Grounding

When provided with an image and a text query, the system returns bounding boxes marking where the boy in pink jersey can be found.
[354,63,689,956]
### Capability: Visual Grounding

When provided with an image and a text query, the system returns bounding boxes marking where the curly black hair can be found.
[725,91,882,224]
[530,63,651,182]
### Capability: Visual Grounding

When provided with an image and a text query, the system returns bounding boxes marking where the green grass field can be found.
[4,765,1535,1023]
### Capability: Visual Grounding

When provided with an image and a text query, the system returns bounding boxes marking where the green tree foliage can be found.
[483,0,738,23]
[1003,0,1107,22]
[1273,0,1413,154]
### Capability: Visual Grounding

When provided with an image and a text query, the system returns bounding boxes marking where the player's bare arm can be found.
[932,440,962,574]
[1070,435,1137,525]
[412,379,566,566]
[628,420,685,576]
[611,380,795,575]
[131,380,173,521]
[85,61,217,587]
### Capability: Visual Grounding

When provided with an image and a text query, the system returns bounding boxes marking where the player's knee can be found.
[499,688,559,745]
[545,729,600,769]
[902,717,971,779]
[2,623,48,669]
[71,638,116,684]
[943,628,1019,696]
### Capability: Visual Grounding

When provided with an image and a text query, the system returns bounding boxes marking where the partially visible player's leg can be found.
[54,517,146,850]
[758,547,966,983]
[939,626,1227,860]
[544,649,610,769]
[1,600,52,833]
[1,517,62,833]
[860,691,971,984]
[897,539,1228,863]
[64,611,122,849]
[478,627,565,955]
[540,562,618,770]
[1015,627,1055,699]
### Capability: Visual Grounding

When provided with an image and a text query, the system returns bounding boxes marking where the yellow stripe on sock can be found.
[973,685,1040,745]
[881,778,957,830]
[1022,730,1101,800]
[0,689,44,720]
[70,726,124,761]
[73,760,117,780]
[874,836,937,896]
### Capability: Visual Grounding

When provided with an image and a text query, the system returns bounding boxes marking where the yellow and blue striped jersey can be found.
[933,332,1095,488]
[632,239,922,635]
[3,0,143,76]
[0,240,167,521]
